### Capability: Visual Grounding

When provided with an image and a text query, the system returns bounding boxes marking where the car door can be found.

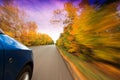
[0,37,4,80]
[0,34,32,80]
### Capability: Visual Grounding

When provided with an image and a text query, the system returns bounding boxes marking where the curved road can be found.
[30,45,74,80]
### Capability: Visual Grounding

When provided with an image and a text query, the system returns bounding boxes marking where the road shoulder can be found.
[57,47,87,80]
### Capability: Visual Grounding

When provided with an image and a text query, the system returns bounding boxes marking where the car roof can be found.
[0,29,4,34]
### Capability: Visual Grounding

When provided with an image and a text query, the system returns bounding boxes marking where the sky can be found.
[0,0,116,42]
[11,0,81,42]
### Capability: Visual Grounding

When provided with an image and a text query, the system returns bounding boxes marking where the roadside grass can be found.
[58,47,116,80]
[94,47,120,65]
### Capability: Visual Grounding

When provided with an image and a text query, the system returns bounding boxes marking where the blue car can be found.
[0,29,33,80]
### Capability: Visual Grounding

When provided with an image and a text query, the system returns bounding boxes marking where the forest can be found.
[56,1,120,68]
[55,1,120,79]
[0,2,54,46]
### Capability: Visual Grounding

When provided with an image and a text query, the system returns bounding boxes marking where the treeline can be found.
[56,1,120,65]
[0,4,54,46]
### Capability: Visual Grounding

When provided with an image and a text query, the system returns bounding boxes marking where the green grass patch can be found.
[58,46,113,80]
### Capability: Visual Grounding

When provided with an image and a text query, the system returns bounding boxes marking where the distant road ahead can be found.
[30,45,73,80]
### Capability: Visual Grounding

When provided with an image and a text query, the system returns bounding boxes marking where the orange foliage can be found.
[56,2,120,64]
[0,4,54,46]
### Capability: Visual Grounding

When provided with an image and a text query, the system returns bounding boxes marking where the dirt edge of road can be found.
[57,47,87,80]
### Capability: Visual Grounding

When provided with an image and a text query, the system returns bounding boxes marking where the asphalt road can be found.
[30,45,74,80]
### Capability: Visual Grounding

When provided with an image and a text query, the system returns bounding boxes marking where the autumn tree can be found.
[0,1,54,46]
[57,1,120,63]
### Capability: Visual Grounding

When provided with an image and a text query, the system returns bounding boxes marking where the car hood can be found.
[0,34,30,50]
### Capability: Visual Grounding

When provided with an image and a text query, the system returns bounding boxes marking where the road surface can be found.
[30,45,74,80]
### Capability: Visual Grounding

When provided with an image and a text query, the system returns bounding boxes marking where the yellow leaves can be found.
[73,3,120,48]
[68,43,79,53]
[56,38,63,46]
[57,1,120,64]
[64,2,78,23]
[0,5,54,46]
[27,22,37,32]
[67,36,74,41]
[20,31,54,46]
[5,31,14,38]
